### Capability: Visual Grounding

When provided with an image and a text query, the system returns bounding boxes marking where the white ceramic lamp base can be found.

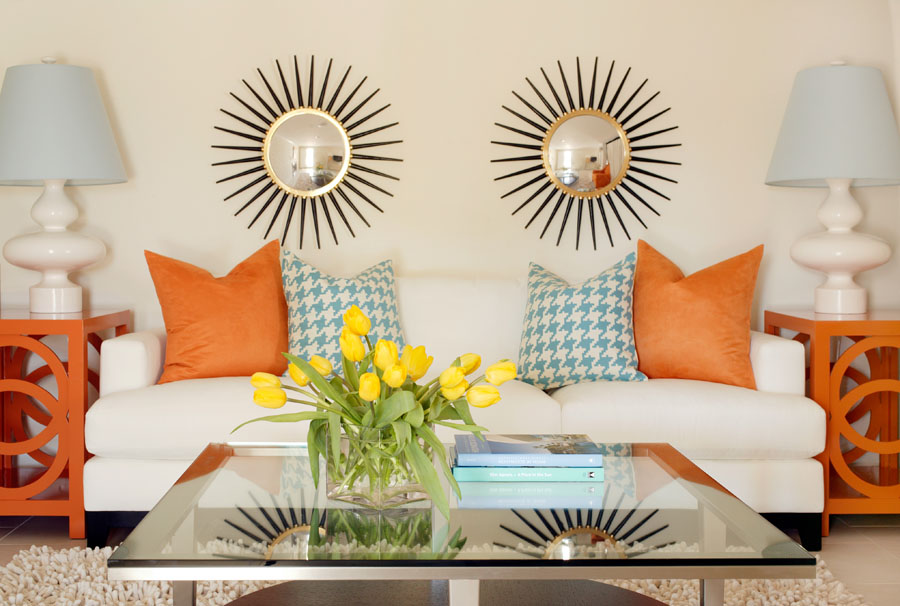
[790,178,890,315]
[2,179,106,314]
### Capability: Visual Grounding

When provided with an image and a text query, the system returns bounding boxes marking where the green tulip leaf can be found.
[232,410,327,433]
[404,405,425,428]
[434,405,462,421]
[427,399,445,422]
[361,408,374,426]
[373,390,417,428]
[391,420,411,450]
[306,419,327,486]
[432,420,489,433]
[452,399,477,427]
[405,439,449,520]
[342,354,360,391]
[415,425,460,498]
[327,410,341,471]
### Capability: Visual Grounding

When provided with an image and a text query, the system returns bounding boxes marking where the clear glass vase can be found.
[325,426,428,509]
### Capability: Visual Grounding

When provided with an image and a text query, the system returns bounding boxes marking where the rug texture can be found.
[0,545,868,606]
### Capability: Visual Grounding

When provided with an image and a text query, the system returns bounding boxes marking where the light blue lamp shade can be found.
[766,65,900,187]
[0,63,125,186]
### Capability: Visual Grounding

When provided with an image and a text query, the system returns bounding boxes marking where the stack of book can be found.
[451,434,604,509]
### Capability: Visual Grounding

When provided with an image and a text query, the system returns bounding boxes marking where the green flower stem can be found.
[414,377,439,399]
[417,382,441,404]
[332,373,354,391]
[285,396,324,407]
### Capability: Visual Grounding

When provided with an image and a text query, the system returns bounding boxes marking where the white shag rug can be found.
[0,545,869,606]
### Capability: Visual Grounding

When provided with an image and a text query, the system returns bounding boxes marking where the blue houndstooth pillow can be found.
[281,252,405,368]
[518,255,646,390]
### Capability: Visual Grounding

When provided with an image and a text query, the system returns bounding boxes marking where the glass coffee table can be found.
[107,442,814,606]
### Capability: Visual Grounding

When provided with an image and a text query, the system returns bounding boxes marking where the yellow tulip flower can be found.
[340,326,366,362]
[343,305,371,336]
[466,384,501,408]
[250,372,281,388]
[486,361,517,386]
[382,363,408,388]
[288,363,311,387]
[359,372,381,401]
[459,353,481,375]
[441,379,468,401]
[254,387,287,409]
[439,366,466,389]
[401,345,434,381]
[309,355,333,376]
[374,339,399,371]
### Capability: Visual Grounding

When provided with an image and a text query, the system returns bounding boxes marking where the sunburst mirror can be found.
[213,56,402,249]
[492,58,680,249]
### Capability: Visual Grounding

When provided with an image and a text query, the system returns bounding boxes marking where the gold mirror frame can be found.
[492,58,680,250]
[541,108,630,199]
[214,56,402,249]
[262,108,352,199]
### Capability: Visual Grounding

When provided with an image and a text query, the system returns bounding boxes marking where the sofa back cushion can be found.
[396,276,526,374]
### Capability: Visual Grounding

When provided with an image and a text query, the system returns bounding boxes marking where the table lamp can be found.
[0,57,125,313]
[766,63,900,315]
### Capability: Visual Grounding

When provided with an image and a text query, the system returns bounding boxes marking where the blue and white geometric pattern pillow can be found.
[281,252,405,369]
[518,254,646,390]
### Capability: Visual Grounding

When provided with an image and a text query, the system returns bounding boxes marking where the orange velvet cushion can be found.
[145,240,289,383]
[633,240,763,389]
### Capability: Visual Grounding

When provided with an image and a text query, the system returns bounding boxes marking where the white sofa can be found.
[84,276,825,548]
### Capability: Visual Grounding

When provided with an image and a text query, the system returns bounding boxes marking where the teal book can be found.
[454,434,603,467]
[457,482,603,509]
[452,465,604,482]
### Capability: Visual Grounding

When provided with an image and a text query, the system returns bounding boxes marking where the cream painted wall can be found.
[0,0,898,332]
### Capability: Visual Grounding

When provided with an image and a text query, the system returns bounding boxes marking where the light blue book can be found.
[452,465,604,482]
[454,434,603,467]
[457,482,604,509]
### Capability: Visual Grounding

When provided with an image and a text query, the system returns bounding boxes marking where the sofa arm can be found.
[750,330,805,395]
[99,329,167,396]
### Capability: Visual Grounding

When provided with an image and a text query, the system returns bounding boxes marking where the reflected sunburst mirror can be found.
[495,485,672,560]
[492,58,680,249]
[213,56,402,249]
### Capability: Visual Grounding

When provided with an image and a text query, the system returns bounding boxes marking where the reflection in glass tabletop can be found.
[108,442,814,605]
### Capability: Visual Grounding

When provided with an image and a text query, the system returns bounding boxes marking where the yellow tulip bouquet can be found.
[236,305,517,518]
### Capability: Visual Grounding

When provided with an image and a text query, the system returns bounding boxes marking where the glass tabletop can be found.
[108,442,814,581]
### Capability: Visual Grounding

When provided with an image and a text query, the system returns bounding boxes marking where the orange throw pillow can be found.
[633,240,763,389]
[145,241,289,383]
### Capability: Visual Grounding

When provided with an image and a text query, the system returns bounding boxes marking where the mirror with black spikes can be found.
[493,58,680,249]
[213,56,402,249]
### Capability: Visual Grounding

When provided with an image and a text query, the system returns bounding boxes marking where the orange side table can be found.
[765,309,900,536]
[0,308,130,539]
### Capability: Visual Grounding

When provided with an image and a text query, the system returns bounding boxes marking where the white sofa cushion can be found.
[553,378,824,459]
[86,377,559,461]
[84,457,191,511]
[86,377,309,460]
[694,458,824,513]
[396,276,526,373]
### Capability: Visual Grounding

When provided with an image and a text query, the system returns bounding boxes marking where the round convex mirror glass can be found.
[264,109,351,197]
[545,112,629,197]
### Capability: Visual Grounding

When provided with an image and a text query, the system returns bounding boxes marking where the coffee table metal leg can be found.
[173,581,196,606]
[449,579,479,605]
[700,579,724,606]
